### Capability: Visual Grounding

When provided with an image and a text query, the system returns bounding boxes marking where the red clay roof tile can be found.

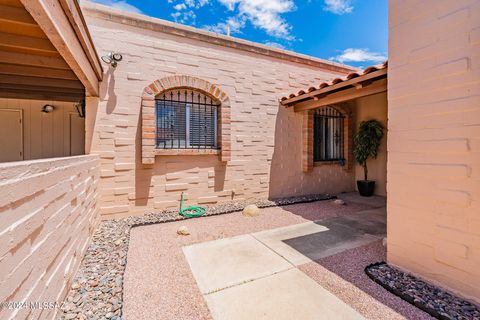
[281,61,387,102]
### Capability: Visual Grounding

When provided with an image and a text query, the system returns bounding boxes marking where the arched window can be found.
[155,89,219,149]
[313,106,345,162]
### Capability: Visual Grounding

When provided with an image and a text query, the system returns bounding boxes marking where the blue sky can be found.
[91,0,388,68]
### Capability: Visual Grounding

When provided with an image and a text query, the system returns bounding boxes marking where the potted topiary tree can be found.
[353,119,384,197]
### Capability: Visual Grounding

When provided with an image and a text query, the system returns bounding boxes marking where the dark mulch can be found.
[365,262,480,320]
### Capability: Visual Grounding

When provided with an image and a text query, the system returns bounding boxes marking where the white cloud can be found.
[91,0,142,13]
[171,10,197,24]
[330,48,386,64]
[323,0,353,15]
[203,16,246,34]
[173,3,187,10]
[170,0,210,24]
[214,0,296,39]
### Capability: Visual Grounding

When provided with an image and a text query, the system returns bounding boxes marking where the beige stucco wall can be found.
[0,155,99,319]
[82,4,356,219]
[0,98,85,161]
[353,92,388,196]
[388,0,480,302]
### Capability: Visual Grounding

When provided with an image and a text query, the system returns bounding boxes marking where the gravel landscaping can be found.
[56,194,339,320]
[300,241,435,320]
[57,193,477,320]
[365,262,480,320]
[122,198,371,320]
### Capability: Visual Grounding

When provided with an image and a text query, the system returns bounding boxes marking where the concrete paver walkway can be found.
[183,208,386,320]
[183,234,292,294]
[205,268,363,320]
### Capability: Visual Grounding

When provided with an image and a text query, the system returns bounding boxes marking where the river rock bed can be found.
[57,194,334,320]
[365,262,480,320]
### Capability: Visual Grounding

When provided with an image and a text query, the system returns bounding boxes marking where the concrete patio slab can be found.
[205,268,365,320]
[252,221,330,265]
[337,192,386,208]
[330,208,386,237]
[183,234,292,294]
[251,210,386,265]
[282,222,380,262]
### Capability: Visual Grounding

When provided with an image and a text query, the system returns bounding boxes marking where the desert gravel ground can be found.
[123,200,432,320]
[299,241,434,320]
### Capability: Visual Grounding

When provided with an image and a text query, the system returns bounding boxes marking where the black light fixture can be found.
[75,99,86,118]
[101,52,123,68]
[41,104,54,113]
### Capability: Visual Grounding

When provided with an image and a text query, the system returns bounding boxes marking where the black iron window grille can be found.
[313,106,345,162]
[155,89,219,149]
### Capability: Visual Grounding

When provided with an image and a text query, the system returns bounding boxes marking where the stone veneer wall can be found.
[82,2,356,219]
[0,155,99,320]
[388,0,480,302]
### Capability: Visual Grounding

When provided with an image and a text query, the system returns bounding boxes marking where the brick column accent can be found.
[141,75,231,164]
[302,110,314,172]
[141,87,156,164]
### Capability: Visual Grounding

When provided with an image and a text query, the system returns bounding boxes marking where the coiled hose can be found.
[178,192,206,218]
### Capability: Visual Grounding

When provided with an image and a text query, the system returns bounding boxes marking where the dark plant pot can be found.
[357,180,375,197]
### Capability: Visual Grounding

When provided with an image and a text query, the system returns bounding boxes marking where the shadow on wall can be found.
[269,102,356,200]
[100,68,117,115]
[85,97,99,154]
[269,102,302,198]
[133,113,227,208]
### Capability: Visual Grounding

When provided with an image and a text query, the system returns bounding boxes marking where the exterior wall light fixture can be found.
[75,99,86,118]
[41,104,54,113]
[101,52,123,67]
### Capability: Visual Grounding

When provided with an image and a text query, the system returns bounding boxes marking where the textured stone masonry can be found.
[83,4,357,219]
[0,155,99,320]
[388,0,480,303]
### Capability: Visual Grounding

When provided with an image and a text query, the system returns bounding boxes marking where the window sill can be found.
[314,160,344,167]
[154,149,220,156]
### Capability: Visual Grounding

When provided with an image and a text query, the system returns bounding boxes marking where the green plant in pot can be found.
[353,119,384,197]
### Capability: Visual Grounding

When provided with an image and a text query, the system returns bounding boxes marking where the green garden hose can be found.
[178,192,206,218]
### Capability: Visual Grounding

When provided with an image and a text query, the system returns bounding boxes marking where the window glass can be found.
[313,107,345,161]
[156,89,219,149]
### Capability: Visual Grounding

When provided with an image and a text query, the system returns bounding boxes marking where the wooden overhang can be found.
[280,62,388,112]
[0,0,102,101]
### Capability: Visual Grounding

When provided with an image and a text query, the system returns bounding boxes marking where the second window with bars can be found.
[313,106,345,162]
[155,89,219,149]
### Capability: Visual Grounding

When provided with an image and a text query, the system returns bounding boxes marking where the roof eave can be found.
[281,61,388,106]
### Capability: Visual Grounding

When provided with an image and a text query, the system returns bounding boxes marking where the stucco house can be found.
[0,0,478,319]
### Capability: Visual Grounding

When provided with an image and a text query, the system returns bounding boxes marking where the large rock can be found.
[242,204,260,217]
[177,226,190,235]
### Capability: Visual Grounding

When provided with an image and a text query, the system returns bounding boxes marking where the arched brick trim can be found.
[141,75,231,164]
[302,104,353,172]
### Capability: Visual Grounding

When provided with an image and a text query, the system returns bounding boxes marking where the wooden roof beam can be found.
[0,63,78,80]
[0,32,57,54]
[0,50,70,69]
[0,74,84,89]
[0,4,37,25]
[20,0,100,96]
[0,89,84,102]
[282,68,387,106]
[0,83,84,94]
[293,78,387,112]
[59,0,103,80]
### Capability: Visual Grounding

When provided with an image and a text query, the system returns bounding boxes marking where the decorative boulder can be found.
[242,204,260,217]
[177,226,190,236]
[333,199,346,205]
